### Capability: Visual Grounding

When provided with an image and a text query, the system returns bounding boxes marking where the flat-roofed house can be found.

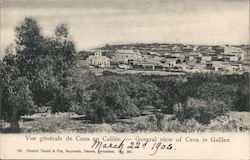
[161,58,177,68]
[133,63,163,70]
[224,64,243,72]
[212,46,225,54]
[224,46,245,61]
[182,46,194,52]
[206,61,223,71]
[229,56,239,62]
[201,56,212,62]
[113,49,141,64]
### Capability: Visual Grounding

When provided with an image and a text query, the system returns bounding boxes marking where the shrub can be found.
[155,113,164,131]
[173,97,230,125]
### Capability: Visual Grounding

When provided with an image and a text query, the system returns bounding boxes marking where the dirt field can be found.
[1,112,249,133]
[229,111,250,129]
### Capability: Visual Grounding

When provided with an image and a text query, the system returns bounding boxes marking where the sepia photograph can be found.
[0,0,249,135]
[0,0,249,141]
[1,0,249,159]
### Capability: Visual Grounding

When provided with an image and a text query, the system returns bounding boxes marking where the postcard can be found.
[0,0,249,159]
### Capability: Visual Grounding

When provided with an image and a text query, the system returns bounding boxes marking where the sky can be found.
[0,0,249,58]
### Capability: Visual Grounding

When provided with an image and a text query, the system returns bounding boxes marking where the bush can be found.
[168,118,206,132]
[134,119,155,132]
[173,97,230,125]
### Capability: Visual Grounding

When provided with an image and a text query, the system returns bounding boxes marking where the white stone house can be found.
[88,51,110,68]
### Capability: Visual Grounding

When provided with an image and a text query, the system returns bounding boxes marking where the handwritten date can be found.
[91,138,173,155]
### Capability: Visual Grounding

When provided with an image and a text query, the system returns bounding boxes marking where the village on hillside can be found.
[77,44,250,75]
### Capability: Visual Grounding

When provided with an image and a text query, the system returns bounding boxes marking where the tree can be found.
[65,68,95,114]
[1,17,78,132]
[233,73,249,111]
[0,61,4,125]
[41,23,77,90]
[1,54,37,132]
[14,17,77,112]
[196,82,237,110]
[15,17,44,80]
[86,76,140,123]
[53,23,76,66]
[39,23,77,112]
[151,76,187,113]
[55,23,69,39]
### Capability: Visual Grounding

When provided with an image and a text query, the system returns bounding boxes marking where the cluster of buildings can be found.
[78,44,249,74]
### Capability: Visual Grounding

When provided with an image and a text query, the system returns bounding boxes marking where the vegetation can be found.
[173,98,229,124]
